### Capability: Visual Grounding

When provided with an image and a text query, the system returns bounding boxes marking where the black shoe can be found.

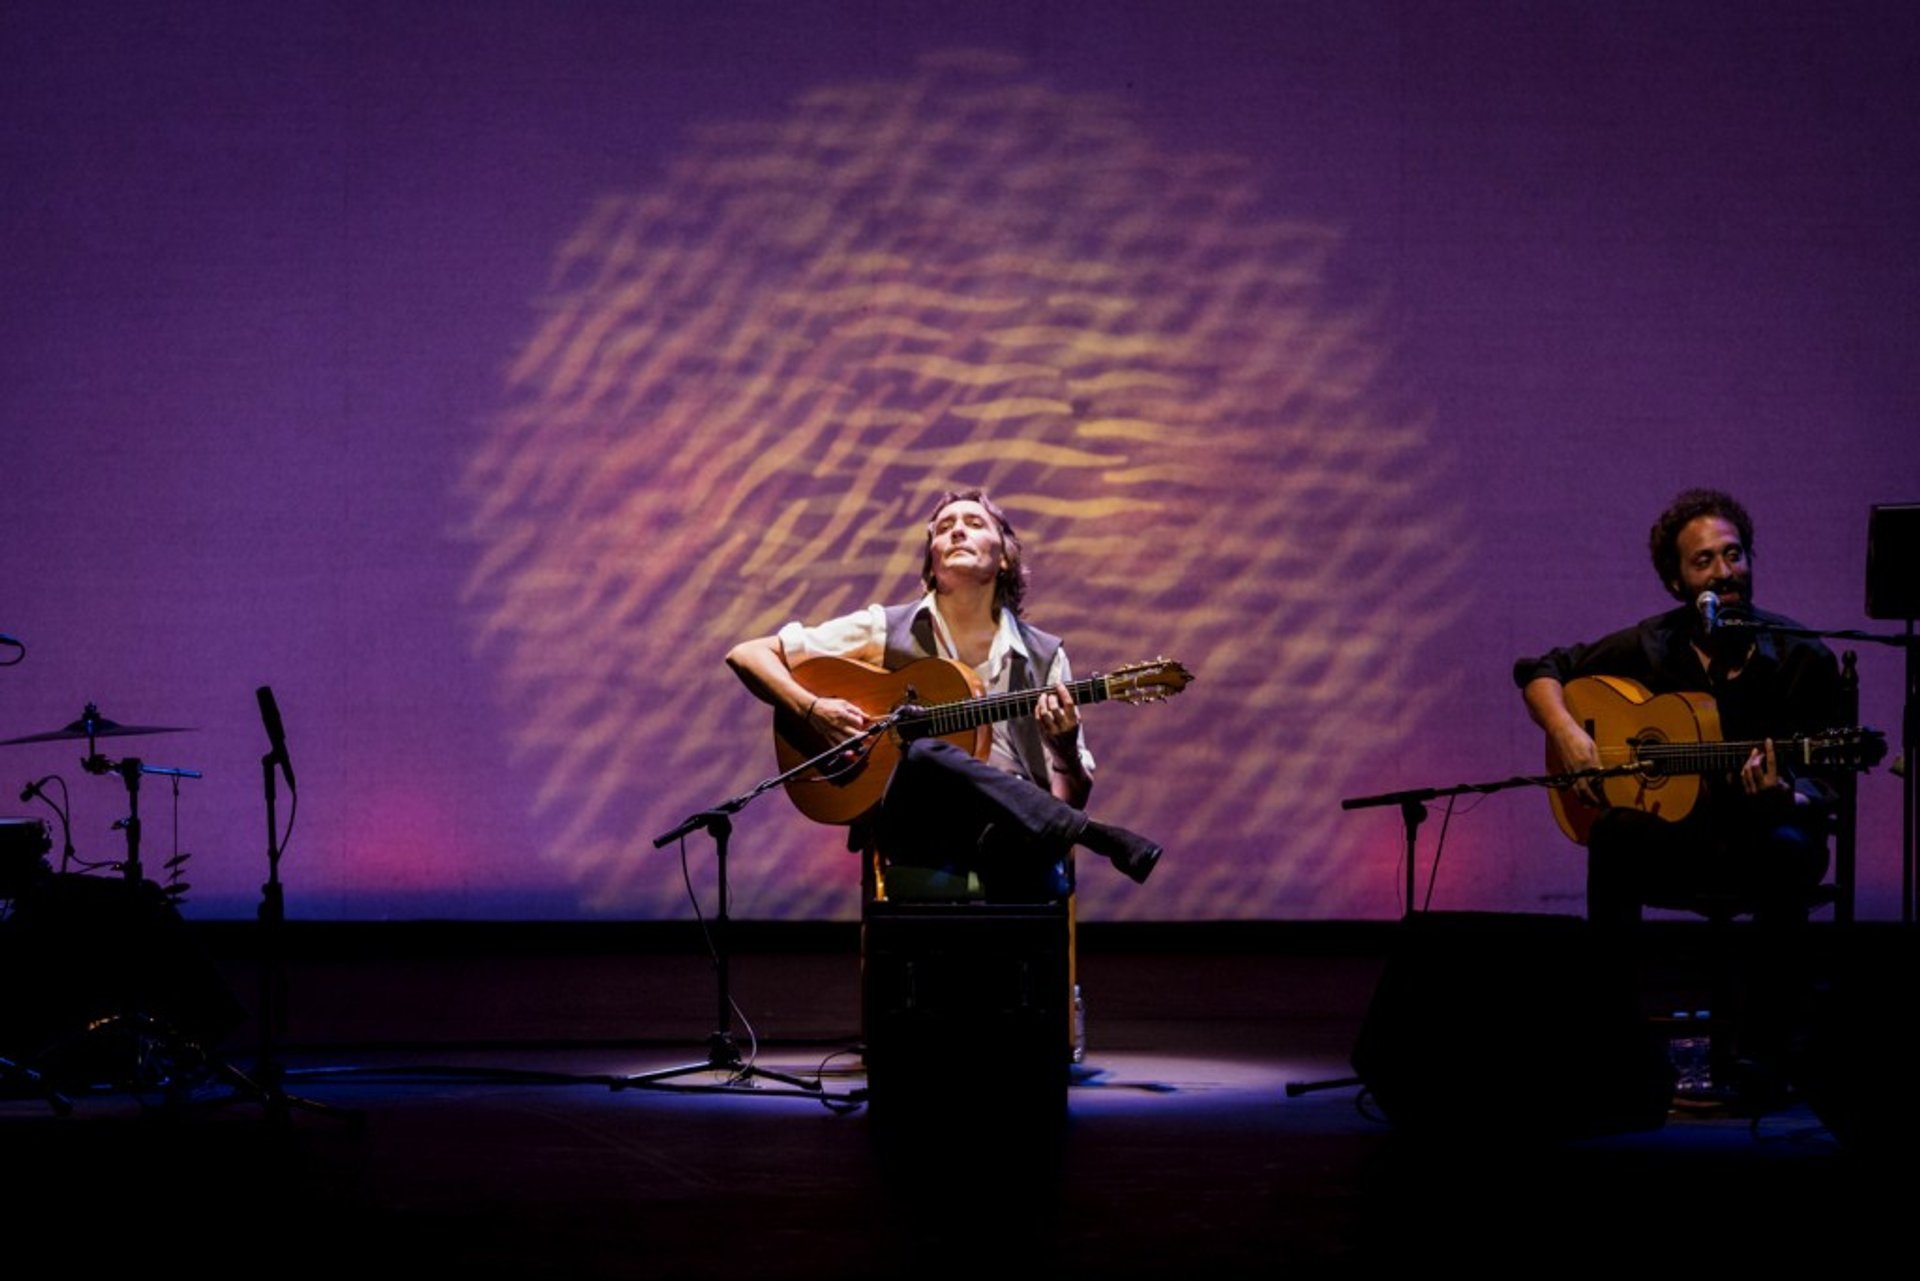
[1078,820,1162,885]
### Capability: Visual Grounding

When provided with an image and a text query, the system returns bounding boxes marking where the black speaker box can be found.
[1799,925,1918,1152]
[1865,501,1920,620]
[1350,912,1673,1143]
[861,903,1070,1121]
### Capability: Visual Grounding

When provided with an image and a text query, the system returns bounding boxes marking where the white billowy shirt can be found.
[776,592,1096,784]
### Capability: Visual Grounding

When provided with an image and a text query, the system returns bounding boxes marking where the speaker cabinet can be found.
[1800,925,1918,1152]
[1866,501,1920,620]
[862,902,1070,1121]
[1351,912,1673,1142]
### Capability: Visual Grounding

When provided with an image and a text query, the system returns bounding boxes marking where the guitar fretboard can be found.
[1631,734,1869,775]
[897,676,1110,740]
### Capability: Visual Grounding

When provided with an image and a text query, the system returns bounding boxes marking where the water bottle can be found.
[1669,1009,1712,1093]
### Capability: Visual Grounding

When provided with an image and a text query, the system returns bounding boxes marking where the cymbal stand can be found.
[615,721,893,1094]
[72,749,237,1103]
[83,752,165,884]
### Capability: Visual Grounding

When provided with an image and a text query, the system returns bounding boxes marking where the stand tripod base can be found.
[9,1010,232,1108]
[1284,1074,1362,1098]
[612,1031,823,1093]
[201,1058,365,1128]
[0,1054,74,1115]
[10,1008,359,1126]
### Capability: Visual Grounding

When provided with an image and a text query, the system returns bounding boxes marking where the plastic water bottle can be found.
[1669,1009,1712,1092]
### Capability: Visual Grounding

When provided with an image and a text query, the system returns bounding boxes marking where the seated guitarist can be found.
[726,488,1162,901]
[1514,488,1848,1103]
[1514,487,1843,931]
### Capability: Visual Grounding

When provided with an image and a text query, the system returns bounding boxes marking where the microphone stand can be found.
[613,720,895,1095]
[235,745,354,1124]
[1340,763,1657,919]
[202,699,358,1125]
[1284,762,1648,1099]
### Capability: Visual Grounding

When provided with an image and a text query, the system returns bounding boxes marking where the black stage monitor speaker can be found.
[1799,925,1918,1153]
[1351,912,1673,1143]
[862,903,1071,1124]
[1865,501,1920,620]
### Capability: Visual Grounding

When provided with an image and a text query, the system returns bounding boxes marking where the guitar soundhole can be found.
[1628,730,1670,784]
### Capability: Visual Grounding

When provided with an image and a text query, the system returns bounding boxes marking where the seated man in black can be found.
[1513,488,1843,1087]
[726,488,1161,901]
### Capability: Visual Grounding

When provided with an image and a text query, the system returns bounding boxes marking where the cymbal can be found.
[0,704,193,747]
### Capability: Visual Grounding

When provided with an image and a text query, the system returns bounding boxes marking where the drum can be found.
[0,871,245,1082]
[0,816,51,899]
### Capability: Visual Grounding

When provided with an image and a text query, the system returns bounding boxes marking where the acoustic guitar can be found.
[1546,674,1886,845]
[774,655,1193,824]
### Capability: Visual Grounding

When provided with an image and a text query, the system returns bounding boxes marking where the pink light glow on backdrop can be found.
[5,2,1917,921]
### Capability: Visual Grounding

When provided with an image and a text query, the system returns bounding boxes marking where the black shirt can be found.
[1513,602,1846,813]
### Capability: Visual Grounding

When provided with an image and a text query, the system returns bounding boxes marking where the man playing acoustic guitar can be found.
[1514,488,1855,1104]
[726,488,1164,901]
[1515,487,1845,930]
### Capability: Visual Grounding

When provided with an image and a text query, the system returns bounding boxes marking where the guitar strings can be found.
[906,676,1108,739]
[902,665,1184,738]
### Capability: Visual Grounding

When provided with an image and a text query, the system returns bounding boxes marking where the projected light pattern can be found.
[458,50,1470,920]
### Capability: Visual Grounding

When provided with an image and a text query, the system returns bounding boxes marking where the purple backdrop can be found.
[6,1,1916,921]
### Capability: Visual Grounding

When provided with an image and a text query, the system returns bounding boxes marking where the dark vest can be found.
[881,600,1062,787]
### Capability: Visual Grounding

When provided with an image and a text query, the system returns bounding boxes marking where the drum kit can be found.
[0,706,198,898]
[0,703,242,1108]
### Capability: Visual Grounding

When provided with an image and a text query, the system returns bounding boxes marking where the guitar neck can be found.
[898,675,1110,740]
[1633,734,1844,775]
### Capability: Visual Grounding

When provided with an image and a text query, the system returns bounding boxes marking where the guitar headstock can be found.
[1102,658,1194,705]
[1804,726,1889,771]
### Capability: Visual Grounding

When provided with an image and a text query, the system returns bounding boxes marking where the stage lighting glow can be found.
[457,49,1469,920]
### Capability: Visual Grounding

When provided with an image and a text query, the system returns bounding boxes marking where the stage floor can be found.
[3,922,1911,1278]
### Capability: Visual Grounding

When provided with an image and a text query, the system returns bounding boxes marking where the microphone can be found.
[19,778,41,803]
[256,685,296,790]
[1695,590,1719,634]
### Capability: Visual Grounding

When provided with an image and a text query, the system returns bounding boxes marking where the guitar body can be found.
[1549,675,1720,845]
[771,652,1194,825]
[775,656,989,825]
